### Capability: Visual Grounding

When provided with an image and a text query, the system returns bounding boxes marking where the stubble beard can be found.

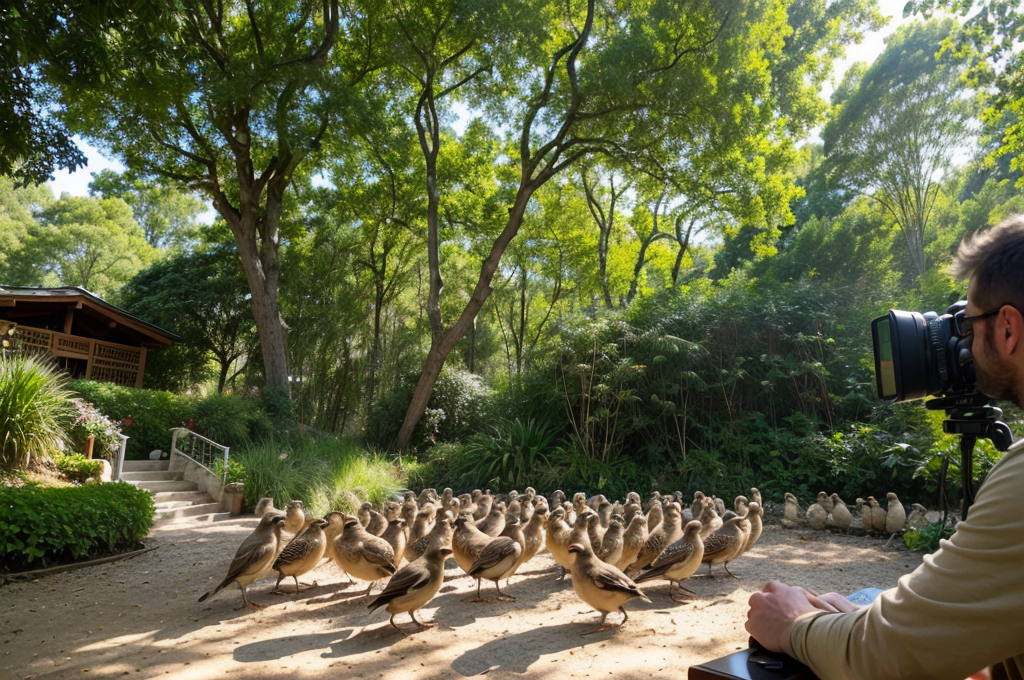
[974,331,1023,408]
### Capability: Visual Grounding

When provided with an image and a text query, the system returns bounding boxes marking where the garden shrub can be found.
[0,354,76,469]
[54,453,104,484]
[0,481,154,572]
[69,398,123,460]
[69,380,193,459]
[193,392,274,447]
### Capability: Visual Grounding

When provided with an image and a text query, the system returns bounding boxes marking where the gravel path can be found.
[0,517,923,680]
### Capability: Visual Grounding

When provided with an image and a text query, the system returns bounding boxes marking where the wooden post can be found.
[136,346,147,388]
[63,307,74,334]
[85,340,95,379]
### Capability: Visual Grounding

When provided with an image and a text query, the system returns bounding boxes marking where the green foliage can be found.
[53,453,103,484]
[224,437,404,516]
[0,481,154,572]
[68,398,122,461]
[903,519,955,553]
[366,366,491,453]
[193,393,273,448]
[462,419,561,491]
[69,380,193,459]
[0,354,75,469]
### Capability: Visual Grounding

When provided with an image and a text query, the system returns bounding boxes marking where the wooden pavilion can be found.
[0,286,177,388]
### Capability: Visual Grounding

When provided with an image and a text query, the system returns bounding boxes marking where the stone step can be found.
[154,500,199,509]
[121,470,184,482]
[133,480,198,493]
[122,460,170,472]
[152,490,211,504]
[155,502,223,519]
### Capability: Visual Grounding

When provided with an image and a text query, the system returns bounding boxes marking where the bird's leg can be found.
[470,577,489,603]
[241,586,263,612]
[723,562,738,579]
[705,562,715,578]
[558,566,568,581]
[669,581,698,603]
[410,610,437,629]
[618,605,629,625]
[495,580,516,603]
[582,611,618,635]
[364,580,376,597]
[389,614,410,637]
[271,574,287,595]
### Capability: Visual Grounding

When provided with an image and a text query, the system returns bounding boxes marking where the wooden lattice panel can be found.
[89,342,140,387]
[17,327,53,355]
[55,333,90,358]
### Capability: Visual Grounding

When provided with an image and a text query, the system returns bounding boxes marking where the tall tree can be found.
[387,0,879,451]
[822,20,973,278]
[580,164,633,309]
[88,170,206,250]
[55,0,381,399]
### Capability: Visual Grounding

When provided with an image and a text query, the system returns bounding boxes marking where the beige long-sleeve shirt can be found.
[790,438,1024,680]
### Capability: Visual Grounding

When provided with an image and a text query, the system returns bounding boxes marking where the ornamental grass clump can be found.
[0,354,76,469]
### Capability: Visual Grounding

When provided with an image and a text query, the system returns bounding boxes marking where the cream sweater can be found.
[790,438,1024,680]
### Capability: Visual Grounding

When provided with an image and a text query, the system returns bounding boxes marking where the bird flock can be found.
[781,491,930,540]
[197,485,767,634]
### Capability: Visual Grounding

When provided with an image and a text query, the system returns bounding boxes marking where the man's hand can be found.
[746,581,841,655]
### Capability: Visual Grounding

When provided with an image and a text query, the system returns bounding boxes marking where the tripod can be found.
[927,393,1014,519]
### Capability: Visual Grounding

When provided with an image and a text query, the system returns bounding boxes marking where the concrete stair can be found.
[122,460,230,524]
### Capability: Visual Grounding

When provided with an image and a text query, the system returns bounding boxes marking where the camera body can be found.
[871,301,975,402]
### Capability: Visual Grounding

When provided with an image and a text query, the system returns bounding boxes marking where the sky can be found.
[46,0,916,199]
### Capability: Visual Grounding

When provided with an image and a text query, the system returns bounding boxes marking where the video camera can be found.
[870,300,1013,519]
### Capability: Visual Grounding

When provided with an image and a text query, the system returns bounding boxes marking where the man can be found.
[746,215,1024,680]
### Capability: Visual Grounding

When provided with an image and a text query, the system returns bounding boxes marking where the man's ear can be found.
[998,305,1024,356]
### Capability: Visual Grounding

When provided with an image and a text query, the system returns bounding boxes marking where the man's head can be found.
[953,215,1024,407]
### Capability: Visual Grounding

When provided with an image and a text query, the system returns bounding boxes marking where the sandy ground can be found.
[0,517,924,680]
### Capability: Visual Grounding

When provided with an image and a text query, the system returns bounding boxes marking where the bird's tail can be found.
[198,585,221,603]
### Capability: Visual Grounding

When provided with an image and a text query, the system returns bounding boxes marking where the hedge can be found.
[0,482,155,572]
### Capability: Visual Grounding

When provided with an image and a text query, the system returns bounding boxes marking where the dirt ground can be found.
[0,516,924,680]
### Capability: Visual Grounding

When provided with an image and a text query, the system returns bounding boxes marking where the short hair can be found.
[952,214,1024,310]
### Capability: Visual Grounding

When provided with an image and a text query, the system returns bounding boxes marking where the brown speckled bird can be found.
[885,492,906,534]
[334,516,397,595]
[272,517,328,594]
[568,539,648,634]
[199,513,286,611]
[829,494,853,531]
[381,518,409,566]
[614,512,648,572]
[628,503,683,574]
[367,545,452,635]
[468,521,523,603]
[635,519,704,602]
[545,506,575,579]
[701,514,751,578]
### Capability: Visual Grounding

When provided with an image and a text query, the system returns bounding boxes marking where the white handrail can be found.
[170,427,231,482]
[113,433,129,481]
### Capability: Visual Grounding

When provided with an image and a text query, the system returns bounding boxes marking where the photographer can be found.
[745,215,1024,680]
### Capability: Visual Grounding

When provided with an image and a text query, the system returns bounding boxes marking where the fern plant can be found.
[0,355,76,469]
[464,418,561,491]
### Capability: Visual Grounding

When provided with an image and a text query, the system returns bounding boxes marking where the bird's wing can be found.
[362,539,397,568]
[702,531,736,560]
[223,534,277,584]
[591,562,643,595]
[469,538,518,574]
[643,538,695,573]
[369,563,432,610]
[273,533,319,569]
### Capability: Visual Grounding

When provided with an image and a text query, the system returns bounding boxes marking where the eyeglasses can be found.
[956,305,1009,338]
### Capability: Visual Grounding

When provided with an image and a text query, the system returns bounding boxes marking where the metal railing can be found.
[113,433,129,482]
[170,428,231,482]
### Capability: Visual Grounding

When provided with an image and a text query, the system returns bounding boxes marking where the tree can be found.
[11,195,154,297]
[56,0,382,399]
[120,245,257,392]
[580,164,633,309]
[823,20,974,278]
[0,177,53,282]
[88,170,206,250]
[910,1,1024,183]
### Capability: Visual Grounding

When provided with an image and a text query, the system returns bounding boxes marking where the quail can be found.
[405,509,454,563]
[272,517,328,594]
[367,545,453,635]
[468,523,523,602]
[323,511,355,584]
[635,519,704,602]
[857,497,874,532]
[401,491,419,526]
[518,504,548,568]
[334,515,397,595]
[614,512,648,572]
[254,497,277,518]
[283,500,307,537]
[596,515,625,567]
[198,513,286,611]
[885,492,906,534]
[742,502,763,553]
[410,507,436,544]
[473,491,493,520]
[476,504,507,537]
[806,501,827,530]
[829,494,853,530]
[697,498,723,539]
[907,503,929,531]
[781,492,802,528]
[868,496,887,535]
[568,538,648,633]
[545,506,575,580]
[361,503,388,537]
[381,518,409,566]
[452,514,493,575]
[628,503,683,574]
[646,501,664,534]
[816,491,834,514]
[701,514,751,578]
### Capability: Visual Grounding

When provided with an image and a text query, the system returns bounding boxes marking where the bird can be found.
[816,491,834,514]
[701,514,751,577]
[689,491,705,522]
[545,506,575,580]
[596,515,625,567]
[868,496,887,535]
[907,503,929,531]
[401,491,419,525]
[283,500,307,537]
[857,498,874,532]
[367,544,453,636]
[646,501,664,533]
[806,501,827,530]
[476,504,507,537]
[334,515,397,595]
[404,508,453,563]
[781,492,802,528]
[614,512,648,573]
[885,492,906,534]
[518,504,548,569]
[198,513,286,611]
[254,497,277,518]
[749,487,762,507]
[272,517,328,594]
[568,539,648,634]
[829,494,853,530]
[360,503,388,537]
[742,502,763,553]
[467,523,523,602]
[634,519,704,602]
[381,518,409,566]
[452,514,494,576]
[473,491,493,520]
[628,503,683,574]
[697,498,723,539]
[323,511,355,584]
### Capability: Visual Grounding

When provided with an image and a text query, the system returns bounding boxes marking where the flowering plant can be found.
[69,398,123,461]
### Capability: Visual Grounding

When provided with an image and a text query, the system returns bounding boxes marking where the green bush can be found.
[69,380,193,459]
[223,436,405,516]
[0,481,154,572]
[193,392,273,447]
[69,398,122,460]
[54,453,104,484]
[1,354,76,469]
